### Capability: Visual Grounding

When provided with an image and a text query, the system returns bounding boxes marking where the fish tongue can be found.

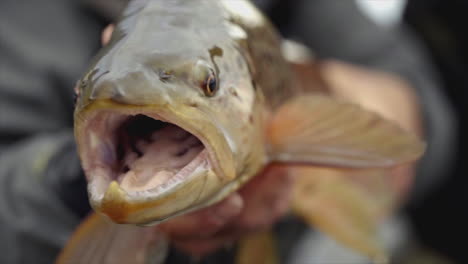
[120,169,174,192]
[114,116,205,193]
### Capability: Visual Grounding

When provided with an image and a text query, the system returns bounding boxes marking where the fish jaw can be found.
[74,101,236,224]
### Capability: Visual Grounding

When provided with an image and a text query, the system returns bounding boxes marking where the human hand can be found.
[158,164,295,257]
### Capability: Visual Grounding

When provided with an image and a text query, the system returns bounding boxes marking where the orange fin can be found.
[291,167,391,263]
[235,230,279,264]
[268,95,425,168]
[56,213,168,264]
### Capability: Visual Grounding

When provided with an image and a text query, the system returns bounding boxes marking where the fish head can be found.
[74,0,266,224]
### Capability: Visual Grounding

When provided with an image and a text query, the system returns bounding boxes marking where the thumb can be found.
[101,24,115,46]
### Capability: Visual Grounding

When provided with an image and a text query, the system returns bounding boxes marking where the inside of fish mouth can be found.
[98,114,206,193]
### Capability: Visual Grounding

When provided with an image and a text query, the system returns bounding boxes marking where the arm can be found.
[0,1,102,262]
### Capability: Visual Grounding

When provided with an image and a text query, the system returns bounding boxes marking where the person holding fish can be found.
[0,0,454,264]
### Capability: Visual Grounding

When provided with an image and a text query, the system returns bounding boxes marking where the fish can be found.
[57,0,425,263]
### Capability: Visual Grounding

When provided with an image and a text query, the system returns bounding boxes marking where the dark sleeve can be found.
[0,0,103,263]
[279,0,457,205]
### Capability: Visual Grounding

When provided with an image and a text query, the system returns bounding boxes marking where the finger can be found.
[237,164,295,230]
[159,193,243,239]
[101,24,115,46]
[174,166,295,256]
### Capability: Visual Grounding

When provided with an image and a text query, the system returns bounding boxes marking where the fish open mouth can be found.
[81,111,211,198]
[115,114,207,192]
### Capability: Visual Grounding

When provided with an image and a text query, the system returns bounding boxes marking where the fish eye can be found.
[201,69,218,97]
[194,60,219,97]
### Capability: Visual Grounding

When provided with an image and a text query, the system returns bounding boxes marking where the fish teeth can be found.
[102,181,128,204]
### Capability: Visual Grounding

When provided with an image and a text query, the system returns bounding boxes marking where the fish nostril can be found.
[90,80,121,101]
[158,69,173,82]
[91,70,152,102]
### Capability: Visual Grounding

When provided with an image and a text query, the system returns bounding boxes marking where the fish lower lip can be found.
[81,111,211,198]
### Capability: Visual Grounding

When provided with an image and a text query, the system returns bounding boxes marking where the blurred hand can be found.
[101,25,295,257]
[320,59,422,136]
[159,164,294,256]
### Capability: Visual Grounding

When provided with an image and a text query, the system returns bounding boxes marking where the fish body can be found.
[64,0,424,263]
[74,0,304,225]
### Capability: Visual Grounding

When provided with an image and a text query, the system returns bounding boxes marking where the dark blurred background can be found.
[0,0,467,263]
[404,1,468,263]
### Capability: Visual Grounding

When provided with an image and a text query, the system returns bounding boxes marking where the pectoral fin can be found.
[235,230,279,264]
[291,167,391,263]
[56,213,168,264]
[268,95,425,168]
